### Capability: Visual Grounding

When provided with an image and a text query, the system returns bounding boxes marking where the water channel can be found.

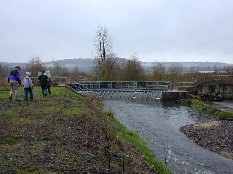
[104,99,233,174]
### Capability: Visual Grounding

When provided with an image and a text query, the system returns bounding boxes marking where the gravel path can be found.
[180,120,233,160]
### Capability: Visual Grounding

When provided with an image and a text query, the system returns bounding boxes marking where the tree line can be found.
[1,26,233,85]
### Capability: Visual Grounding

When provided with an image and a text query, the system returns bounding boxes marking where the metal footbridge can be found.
[68,81,186,102]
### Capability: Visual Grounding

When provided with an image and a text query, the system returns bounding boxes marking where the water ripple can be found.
[104,100,233,174]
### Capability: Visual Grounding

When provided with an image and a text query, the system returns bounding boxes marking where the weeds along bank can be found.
[185,99,233,120]
[0,86,171,174]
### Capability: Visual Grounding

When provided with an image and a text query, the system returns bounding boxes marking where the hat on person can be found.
[15,66,21,70]
[26,72,31,76]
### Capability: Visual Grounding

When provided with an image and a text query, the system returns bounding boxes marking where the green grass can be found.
[190,99,233,120]
[0,86,171,173]
[105,111,172,174]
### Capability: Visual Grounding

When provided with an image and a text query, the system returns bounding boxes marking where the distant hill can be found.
[0,58,95,72]
[45,58,95,72]
[142,61,232,72]
[1,58,232,72]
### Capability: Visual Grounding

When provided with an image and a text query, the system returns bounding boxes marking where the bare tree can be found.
[92,26,121,80]
[151,62,166,81]
[123,54,144,81]
[168,63,183,82]
[0,64,9,77]
[93,26,112,63]
[224,66,233,75]
[169,63,183,74]
[0,64,9,86]
[26,56,45,77]
[51,62,68,76]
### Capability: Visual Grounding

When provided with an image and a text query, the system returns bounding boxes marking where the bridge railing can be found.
[172,82,194,91]
[73,81,172,91]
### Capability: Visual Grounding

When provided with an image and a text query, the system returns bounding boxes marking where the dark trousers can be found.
[48,86,51,95]
[24,88,33,101]
[41,85,48,97]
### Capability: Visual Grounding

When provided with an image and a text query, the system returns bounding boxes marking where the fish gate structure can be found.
[68,81,176,101]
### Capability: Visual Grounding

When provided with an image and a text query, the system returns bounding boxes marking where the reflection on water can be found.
[104,100,233,174]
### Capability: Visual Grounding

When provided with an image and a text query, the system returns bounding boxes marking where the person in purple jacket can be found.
[8,66,21,101]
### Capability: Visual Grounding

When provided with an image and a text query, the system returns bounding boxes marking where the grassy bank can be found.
[186,99,233,120]
[0,86,171,173]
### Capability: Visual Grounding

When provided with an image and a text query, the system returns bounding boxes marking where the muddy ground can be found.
[180,120,233,160]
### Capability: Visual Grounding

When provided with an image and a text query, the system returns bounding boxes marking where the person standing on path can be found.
[38,70,49,97]
[23,72,33,101]
[8,66,21,101]
[47,77,52,95]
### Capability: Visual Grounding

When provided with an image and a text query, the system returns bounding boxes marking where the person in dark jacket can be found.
[8,66,21,101]
[38,70,49,97]
[47,77,52,95]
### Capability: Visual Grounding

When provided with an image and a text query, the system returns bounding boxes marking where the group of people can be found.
[8,66,52,101]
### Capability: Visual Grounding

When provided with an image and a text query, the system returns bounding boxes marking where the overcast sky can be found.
[1,0,233,64]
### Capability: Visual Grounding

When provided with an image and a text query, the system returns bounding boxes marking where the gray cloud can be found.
[0,0,233,64]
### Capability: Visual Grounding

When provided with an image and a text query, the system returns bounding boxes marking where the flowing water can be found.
[104,100,233,174]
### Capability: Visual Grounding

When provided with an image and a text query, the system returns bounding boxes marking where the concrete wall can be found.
[198,84,233,99]
[162,91,186,102]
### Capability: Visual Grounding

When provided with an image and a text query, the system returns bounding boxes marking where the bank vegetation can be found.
[184,99,233,120]
[0,86,171,174]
